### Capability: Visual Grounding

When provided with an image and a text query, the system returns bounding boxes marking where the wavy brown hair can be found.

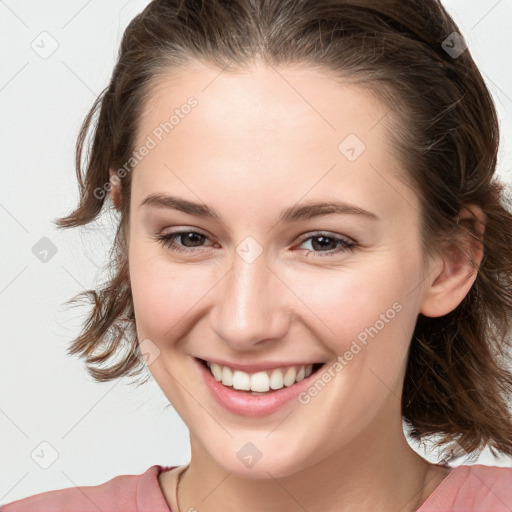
[54,0,512,461]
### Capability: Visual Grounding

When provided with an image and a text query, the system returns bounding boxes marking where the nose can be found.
[209,250,290,351]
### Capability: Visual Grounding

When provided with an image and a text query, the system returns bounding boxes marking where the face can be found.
[125,62,434,478]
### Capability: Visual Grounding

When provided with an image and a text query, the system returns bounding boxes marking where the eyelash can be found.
[154,229,356,257]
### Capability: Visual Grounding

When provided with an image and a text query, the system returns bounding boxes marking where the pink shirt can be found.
[1,463,511,511]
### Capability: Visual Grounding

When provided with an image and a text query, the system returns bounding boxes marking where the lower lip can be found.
[195,358,324,417]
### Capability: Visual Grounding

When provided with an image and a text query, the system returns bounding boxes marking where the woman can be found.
[3,0,512,511]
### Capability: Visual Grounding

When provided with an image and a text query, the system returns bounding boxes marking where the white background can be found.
[1,0,511,504]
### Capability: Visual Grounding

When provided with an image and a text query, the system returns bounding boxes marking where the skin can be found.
[110,61,483,512]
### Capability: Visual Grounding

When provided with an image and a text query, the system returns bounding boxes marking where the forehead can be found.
[131,61,418,223]
[137,62,389,148]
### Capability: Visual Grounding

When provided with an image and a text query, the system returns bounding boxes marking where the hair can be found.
[54,0,512,462]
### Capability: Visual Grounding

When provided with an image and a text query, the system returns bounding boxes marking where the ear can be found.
[420,206,485,318]
[109,168,122,210]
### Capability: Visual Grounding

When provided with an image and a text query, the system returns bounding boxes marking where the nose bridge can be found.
[211,248,288,347]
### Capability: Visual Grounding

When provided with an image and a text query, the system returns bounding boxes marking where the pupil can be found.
[183,233,203,247]
[312,235,335,251]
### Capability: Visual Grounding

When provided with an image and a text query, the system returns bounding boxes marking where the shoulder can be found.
[0,465,175,512]
[421,464,512,512]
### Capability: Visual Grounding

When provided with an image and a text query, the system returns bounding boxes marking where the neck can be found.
[175,415,447,512]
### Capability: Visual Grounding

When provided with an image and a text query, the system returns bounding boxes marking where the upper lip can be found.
[197,357,324,373]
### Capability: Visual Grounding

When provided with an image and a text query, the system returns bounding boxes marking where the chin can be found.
[200,436,320,480]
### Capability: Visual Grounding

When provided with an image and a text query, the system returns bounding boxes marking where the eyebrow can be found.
[140,193,379,223]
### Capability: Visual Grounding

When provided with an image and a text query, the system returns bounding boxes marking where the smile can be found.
[200,359,324,394]
[196,357,328,416]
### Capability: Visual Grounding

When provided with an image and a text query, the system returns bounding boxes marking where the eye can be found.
[154,229,215,254]
[155,229,356,258]
[295,232,356,257]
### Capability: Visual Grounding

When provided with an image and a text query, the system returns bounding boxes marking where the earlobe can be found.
[420,206,485,318]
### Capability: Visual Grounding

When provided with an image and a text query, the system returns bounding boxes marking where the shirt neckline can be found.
[153,462,459,512]
[416,463,457,511]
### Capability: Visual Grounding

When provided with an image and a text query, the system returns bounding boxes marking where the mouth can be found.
[197,358,325,395]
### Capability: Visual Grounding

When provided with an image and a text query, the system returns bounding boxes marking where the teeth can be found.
[283,367,297,387]
[232,370,251,390]
[206,361,316,393]
[269,368,284,390]
[221,366,233,387]
[210,363,222,381]
[251,371,270,392]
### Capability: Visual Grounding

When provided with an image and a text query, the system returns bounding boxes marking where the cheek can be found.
[129,237,200,341]
[286,255,418,355]
[128,242,217,340]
